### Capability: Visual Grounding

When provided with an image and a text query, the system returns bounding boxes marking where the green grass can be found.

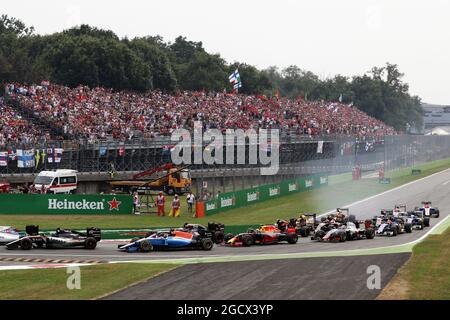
[378,226,450,300]
[1,158,450,230]
[0,263,177,300]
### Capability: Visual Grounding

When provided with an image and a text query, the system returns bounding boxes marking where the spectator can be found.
[187,192,195,217]
[5,83,396,144]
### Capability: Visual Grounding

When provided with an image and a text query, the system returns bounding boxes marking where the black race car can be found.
[277,214,319,238]
[180,222,225,244]
[6,225,101,250]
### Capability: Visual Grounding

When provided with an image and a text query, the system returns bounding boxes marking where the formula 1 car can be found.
[6,226,101,250]
[0,226,21,245]
[180,222,225,244]
[344,220,375,240]
[415,201,440,218]
[311,220,347,242]
[275,214,319,238]
[225,225,298,247]
[118,229,214,252]
[372,211,412,236]
[399,211,430,230]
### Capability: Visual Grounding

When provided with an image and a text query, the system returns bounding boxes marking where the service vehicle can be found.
[110,163,191,195]
[33,169,78,194]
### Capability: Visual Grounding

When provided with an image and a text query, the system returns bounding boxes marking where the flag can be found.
[338,94,343,103]
[8,149,16,161]
[233,82,242,90]
[35,150,41,168]
[17,149,35,168]
[229,69,242,92]
[47,148,63,163]
[317,141,324,154]
[41,149,47,164]
[99,147,107,157]
[0,152,8,166]
[228,69,241,85]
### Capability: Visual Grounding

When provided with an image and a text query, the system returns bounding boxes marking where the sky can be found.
[2,0,450,104]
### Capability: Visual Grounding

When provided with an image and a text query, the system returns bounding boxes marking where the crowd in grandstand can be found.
[4,83,396,144]
[0,96,51,147]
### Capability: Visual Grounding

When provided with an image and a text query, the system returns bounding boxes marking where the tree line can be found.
[0,15,423,131]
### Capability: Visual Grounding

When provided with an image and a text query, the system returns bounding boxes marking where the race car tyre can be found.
[224,233,234,243]
[365,228,375,239]
[424,218,430,227]
[405,223,412,233]
[214,231,224,244]
[201,238,214,251]
[287,233,298,244]
[84,237,97,250]
[131,237,140,243]
[392,227,398,236]
[20,238,33,250]
[339,231,347,242]
[314,230,326,240]
[298,228,308,237]
[35,241,44,248]
[139,240,153,253]
[241,235,254,247]
[419,222,424,230]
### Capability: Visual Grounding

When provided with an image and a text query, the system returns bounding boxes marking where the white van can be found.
[33,170,78,194]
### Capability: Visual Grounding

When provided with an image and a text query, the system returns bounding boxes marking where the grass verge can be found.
[1,158,450,229]
[0,263,177,300]
[377,226,450,300]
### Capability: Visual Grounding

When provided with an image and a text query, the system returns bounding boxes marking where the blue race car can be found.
[118,229,214,253]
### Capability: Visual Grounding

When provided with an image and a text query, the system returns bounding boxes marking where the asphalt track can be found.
[1,168,450,262]
[103,253,411,300]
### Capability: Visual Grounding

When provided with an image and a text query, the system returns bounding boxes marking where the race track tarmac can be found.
[1,168,449,262]
[103,253,411,300]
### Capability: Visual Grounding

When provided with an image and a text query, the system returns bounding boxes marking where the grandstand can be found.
[3,83,395,146]
[2,82,424,195]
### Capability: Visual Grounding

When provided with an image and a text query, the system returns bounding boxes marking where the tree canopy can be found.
[0,15,423,131]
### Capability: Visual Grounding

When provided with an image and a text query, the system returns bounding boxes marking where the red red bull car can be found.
[224,225,298,247]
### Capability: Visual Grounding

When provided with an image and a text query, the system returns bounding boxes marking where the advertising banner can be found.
[0,194,133,215]
[204,173,328,216]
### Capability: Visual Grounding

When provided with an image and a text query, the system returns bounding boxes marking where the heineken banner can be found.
[204,173,328,216]
[0,194,133,215]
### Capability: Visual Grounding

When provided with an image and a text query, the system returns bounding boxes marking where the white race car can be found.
[0,226,21,245]
[415,201,440,218]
